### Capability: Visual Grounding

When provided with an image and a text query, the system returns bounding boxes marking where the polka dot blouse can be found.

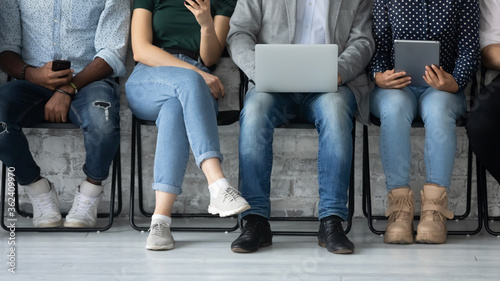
[369,0,480,90]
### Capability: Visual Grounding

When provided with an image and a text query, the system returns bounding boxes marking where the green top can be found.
[133,0,237,53]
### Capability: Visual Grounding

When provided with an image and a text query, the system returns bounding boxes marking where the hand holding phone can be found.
[52,60,71,71]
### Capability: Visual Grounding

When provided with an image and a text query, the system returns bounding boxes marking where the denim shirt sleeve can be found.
[369,0,392,76]
[93,0,131,77]
[0,0,22,56]
[452,0,480,91]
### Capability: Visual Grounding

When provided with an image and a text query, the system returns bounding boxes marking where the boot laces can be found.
[421,197,447,223]
[388,195,413,222]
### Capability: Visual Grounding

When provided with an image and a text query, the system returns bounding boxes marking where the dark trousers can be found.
[466,73,500,183]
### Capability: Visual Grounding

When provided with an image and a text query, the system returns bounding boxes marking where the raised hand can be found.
[184,0,214,33]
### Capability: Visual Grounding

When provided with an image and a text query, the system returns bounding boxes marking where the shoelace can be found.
[69,193,97,218]
[421,198,447,222]
[149,223,168,236]
[323,220,345,239]
[243,220,267,236]
[222,187,241,202]
[32,192,58,216]
[389,195,413,222]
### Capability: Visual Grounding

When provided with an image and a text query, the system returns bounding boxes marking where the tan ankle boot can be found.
[415,184,454,244]
[384,187,415,244]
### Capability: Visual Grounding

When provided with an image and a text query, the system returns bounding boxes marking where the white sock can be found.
[26,177,50,196]
[208,178,231,199]
[151,214,172,226]
[79,180,103,198]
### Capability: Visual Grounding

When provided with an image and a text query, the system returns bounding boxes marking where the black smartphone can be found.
[185,0,198,7]
[52,60,71,71]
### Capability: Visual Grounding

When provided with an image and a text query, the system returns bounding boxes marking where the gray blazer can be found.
[227,0,375,125]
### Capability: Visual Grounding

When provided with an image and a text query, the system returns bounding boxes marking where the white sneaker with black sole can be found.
[25,178,62,228]
[146,221,175,250]
[208,186,250,217]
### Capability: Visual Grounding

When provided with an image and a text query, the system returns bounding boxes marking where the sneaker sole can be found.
[63,220,96,228]
[35,219,63,228]
[208,204,251,217]
[146,243,175,251]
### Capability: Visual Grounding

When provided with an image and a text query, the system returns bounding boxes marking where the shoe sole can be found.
[415,233,447,244]
[35,219,63,228]
[317,241,354,254]
[384,231,414,244]
[63,221,96,228]
[231,241,272,253]
[208,204,251,217]
[146,243,175,251]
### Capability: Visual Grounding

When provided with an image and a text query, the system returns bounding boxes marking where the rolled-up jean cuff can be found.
[83,164,109,182]
[153,182,183,195]
[195,151,223,169]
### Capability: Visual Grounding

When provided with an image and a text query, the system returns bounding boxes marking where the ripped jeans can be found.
[0,79,120,185]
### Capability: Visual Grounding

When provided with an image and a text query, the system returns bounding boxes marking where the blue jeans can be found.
[239,86,357,221]
[370,86,467,191]
[0,79,120,185]
[125,55,221,195]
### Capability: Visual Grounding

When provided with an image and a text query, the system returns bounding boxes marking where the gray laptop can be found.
[255,44,338,93]
[394,40,440,87]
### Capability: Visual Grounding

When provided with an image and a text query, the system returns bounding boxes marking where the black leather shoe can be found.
[317,216,354,254]
[231,215,273,253]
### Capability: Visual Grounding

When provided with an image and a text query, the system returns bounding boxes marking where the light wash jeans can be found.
[370,86,467,191]
[239,86,357,221]
[0,79,120,185]
[125,55,221,195]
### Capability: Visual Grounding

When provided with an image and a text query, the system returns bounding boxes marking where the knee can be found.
[317,93,354,123]
[172,68,210,96]
[240,92,277,128]
[375,93,415,122]
[421,101,457,126]
[87,100,120,138]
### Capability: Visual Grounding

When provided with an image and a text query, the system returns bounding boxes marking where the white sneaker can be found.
[146,221,175,250]
[208,186,250,217]
[64,187,102,228]
[25,178,62,228]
